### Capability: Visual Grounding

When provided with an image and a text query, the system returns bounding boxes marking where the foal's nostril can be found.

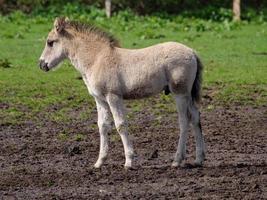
[39,60,49,71]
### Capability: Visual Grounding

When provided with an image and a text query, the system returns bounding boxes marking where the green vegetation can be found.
[2,1,266,18]
[74,133,86,142]
[0,7,266,125]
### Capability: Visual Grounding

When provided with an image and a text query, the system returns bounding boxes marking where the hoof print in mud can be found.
[65,145,82,156]
[148,149,159,160]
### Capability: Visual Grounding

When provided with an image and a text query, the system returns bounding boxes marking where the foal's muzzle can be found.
[39,59,49,72]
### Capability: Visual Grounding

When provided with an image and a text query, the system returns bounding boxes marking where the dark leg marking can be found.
[198,112,202,131]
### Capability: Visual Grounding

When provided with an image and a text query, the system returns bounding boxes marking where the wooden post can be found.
[0,0,5,8]
[233,0,241,21]
[105,0,112,18]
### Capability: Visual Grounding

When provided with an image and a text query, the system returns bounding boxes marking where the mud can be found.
[0,100,266,199]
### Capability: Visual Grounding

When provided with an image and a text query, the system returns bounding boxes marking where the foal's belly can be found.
[122,86,162,99]
[121,71,167,99]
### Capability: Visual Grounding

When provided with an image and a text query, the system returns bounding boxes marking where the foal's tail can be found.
[191,53,203,104]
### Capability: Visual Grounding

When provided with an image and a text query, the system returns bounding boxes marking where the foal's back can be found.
[113,42,197,99]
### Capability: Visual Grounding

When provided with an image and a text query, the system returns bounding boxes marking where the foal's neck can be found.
[65,35,112,75]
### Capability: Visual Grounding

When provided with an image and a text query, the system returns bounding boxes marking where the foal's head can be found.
[39,17,69,71]
[39,17,120,72]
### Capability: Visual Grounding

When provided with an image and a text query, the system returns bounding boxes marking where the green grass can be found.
[0,12,266,125]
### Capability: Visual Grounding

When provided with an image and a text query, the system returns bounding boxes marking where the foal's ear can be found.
[54,17,69,34]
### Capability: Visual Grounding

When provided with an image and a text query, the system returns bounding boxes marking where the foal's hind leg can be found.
[172,95,190,167]
[94,98,112,168]
[189,103,205,166]
[107,94,134,168]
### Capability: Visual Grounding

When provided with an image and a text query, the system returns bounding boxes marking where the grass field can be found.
[0,12,267,125]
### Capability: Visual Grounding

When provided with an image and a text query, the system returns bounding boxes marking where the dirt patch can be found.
[0,100,266,199]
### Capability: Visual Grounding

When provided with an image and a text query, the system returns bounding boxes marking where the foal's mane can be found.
[66,20,120,47]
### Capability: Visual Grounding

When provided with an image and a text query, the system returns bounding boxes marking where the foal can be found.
[39,17,205,168]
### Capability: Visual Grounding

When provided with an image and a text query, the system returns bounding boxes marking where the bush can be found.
[1,0,267,19]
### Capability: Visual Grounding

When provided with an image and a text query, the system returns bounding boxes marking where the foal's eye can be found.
[47,40,54,47]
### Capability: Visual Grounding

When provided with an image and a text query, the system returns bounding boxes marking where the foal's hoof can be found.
[194,156,204,167]
[172,157,186,168]
[124,165,132,170]
[124,166,132,171]
[94,162,103,169]
[194,160,204,167]
[124,162,133,170]
[171,161,182,168]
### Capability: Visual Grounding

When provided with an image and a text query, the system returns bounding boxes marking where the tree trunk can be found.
[105,0,112,18]
[0,0,5,7]
[233,0,241,21]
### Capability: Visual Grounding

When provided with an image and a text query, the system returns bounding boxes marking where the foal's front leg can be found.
[107,94,134,168]
[94,98,112,168]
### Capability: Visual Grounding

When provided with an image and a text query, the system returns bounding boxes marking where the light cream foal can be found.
[39,17,205,169]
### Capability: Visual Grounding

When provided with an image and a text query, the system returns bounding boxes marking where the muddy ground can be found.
[0,97,267,199]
